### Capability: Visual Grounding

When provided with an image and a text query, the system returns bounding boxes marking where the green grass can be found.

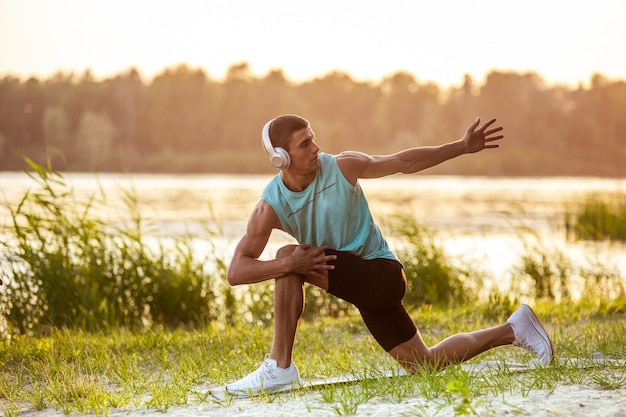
[0,160,493,337]
[387,216,481,308]
[2,160,625,338]
[1,159,626,415]
[0,301,624,416]
[566,194,626,242]
[0,158,232,335]
[511,227,625,302]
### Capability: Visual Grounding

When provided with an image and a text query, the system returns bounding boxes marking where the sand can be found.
[10,359,626,417]
[14,383,625,416]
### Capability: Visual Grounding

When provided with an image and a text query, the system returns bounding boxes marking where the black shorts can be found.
[325,250,417,352]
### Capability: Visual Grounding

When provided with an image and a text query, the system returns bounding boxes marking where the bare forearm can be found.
[227,255,290,286]
[227,243,336,286]
[397,139,466,174]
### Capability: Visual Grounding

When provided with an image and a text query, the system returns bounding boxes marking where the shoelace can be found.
[515,339,538,355]
[240,360,277,385]
[261,360,277,381]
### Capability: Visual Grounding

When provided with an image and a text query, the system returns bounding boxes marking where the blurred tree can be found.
[100,68,146,167]
[236,68,298,151]
[439,74,479,140]
[213,62,258,151]
[0,66,624,175]
[298,71,379,153]
[75,110,116,170]
[258,68,297,116]
[377,71,441,151]
[145,64,212,153]
[478,71,548,174]
[0,77,44,149]
[42,105,70,149]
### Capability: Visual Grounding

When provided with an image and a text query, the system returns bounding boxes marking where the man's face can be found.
[287,126,320,172]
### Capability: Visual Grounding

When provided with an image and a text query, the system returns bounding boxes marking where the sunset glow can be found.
[1,0,625,86]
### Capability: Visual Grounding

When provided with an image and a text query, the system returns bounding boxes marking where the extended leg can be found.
[389,304,553,372]
[389,324,514,373]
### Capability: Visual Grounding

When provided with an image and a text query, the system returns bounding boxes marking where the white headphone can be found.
[262,118,291,170]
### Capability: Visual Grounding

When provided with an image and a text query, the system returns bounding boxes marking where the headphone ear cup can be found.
[262,118,290,170]
[271,147,290,169]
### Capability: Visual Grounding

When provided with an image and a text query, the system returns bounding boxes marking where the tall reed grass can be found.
[1,163,626,415]
[0,159,230,336]
[0,160,482,338]
[566,194,626,241]
[387,216,481,309]
[511,226,625,303]
[1,161,625,339]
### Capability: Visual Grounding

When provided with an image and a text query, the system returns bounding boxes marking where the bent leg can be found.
[270,271,305,368]
[388,324,515,373]
[269,245,329,368]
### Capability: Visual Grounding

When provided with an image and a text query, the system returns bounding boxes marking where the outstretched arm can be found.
[338,118,503,183]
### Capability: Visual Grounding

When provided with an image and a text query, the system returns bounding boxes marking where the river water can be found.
[1,172,625,298]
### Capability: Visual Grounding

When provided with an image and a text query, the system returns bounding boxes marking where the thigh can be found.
[325,250,417,351]
[359,303,417,352]
[326,250,405,309]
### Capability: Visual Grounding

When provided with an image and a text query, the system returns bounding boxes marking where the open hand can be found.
[462,118,504,154]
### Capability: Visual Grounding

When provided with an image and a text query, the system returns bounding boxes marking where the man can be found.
[224,114,553,397]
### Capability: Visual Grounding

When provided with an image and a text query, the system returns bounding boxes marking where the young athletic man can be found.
[224,114,553,397]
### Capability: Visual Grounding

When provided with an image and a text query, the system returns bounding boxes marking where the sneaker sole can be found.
[225,381,302,399]
[520,304,555,364]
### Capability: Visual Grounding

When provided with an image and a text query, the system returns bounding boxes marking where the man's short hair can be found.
[269,114,309,150]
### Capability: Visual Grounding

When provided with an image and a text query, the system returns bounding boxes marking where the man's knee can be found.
[276,244,298,259]
[387,333,438,373]
[274,245,305,286]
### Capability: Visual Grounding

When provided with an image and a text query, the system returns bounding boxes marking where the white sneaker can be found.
[225,356,301,398]
[507,304,554,366]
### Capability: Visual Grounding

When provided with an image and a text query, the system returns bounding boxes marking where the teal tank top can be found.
[261,153,397,261]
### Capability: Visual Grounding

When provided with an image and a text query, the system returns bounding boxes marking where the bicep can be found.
[337,151,404,183]
[233,200,280,259]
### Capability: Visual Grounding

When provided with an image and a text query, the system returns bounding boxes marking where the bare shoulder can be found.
[337,150,371,161]
[233,200,281,259]
[336,151,372,185]
[247,200,282,234]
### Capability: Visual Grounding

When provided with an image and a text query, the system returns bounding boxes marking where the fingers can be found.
[298,244,336,258]
[317,252,337,269]
[469,118,504,140]
[299,243,324,253]
[306,270,328,281]
[308,253,336,270]
[484,126,503,136]
[467,117,481,133]
[485,134,504,142]
[476,118,504,142]
[477,118,497,132]
[294,244,336,271]
[324,255,337,263]
[313,262,335,270]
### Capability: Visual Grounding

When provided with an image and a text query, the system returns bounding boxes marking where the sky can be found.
[1,0,625,87]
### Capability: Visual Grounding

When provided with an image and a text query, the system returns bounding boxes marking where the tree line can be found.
[1,63,624,176]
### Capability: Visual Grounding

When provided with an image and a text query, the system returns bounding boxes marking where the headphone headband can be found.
[261,118,290,170]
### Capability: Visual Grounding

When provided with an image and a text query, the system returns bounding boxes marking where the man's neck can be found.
[280,171,315,192]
